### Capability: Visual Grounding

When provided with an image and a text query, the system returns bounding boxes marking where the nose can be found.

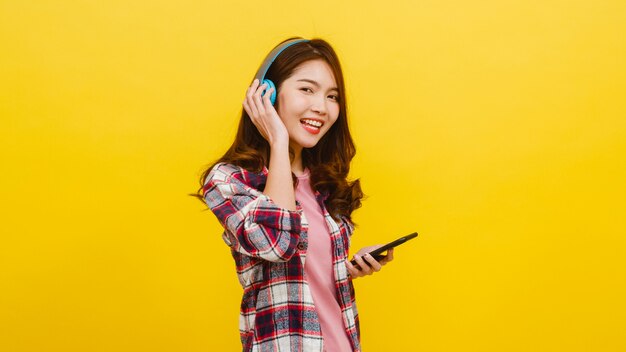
[310,94,327,116]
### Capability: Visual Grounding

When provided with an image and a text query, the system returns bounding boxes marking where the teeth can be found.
[302,119,322,127]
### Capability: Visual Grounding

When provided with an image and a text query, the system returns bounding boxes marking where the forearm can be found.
[204,163,301,262]
[263,142,296,211]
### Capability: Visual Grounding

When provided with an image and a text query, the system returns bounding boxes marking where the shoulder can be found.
[335,214,355,237]
[204,162,267,191]
[206,162,242,182]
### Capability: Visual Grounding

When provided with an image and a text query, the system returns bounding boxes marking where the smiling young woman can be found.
[193,38,395,352]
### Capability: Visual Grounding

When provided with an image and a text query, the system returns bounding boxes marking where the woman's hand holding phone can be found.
[346,233,417,279]
[346,246,394,279]
[242,79,289,147]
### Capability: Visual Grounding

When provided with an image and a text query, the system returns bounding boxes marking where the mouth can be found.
[300,118,324,135]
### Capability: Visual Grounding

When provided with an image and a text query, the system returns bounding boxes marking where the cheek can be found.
[325,115,340,131]
[328,105,340,124]
[277,92,307,118]
[275,102,291,124]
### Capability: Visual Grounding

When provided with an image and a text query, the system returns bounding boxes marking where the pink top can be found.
[295,169,353,352]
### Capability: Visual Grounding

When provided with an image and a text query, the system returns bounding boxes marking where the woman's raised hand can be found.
[346,246,394,279]
[243,79,289,147]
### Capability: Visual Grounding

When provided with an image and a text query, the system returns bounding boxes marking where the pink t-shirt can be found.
[295,169,353,352]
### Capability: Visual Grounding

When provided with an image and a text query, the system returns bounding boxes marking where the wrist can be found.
[269,139,290,152]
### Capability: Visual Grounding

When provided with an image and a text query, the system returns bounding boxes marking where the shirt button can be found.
[297,242,306,250]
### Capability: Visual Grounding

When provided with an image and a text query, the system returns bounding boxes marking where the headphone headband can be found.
[254,38,310,82]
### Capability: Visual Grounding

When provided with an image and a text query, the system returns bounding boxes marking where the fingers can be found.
[363,253,383,272]
[262,87,274,106]
[347,247,396,279]
[346,260,362,278]
[252,83,267,116]
[387,248,394,261]
[244,81,275,113]
[354,254,372,276]
[243,79,277,142]
[353,254,374,276]
[244,79,264,119]
[380,248,394,265]
[242,99,253,119]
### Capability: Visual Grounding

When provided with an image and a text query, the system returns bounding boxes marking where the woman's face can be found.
[276,59,340,152]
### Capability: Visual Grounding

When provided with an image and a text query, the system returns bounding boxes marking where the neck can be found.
[290,143,304,176]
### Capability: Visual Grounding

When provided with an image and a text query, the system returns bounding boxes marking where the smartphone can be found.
[350,232,418,267]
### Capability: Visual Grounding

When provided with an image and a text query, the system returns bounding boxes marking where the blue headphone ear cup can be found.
[262,79,277,105]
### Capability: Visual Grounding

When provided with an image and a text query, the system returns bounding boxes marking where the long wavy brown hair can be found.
[192,37,363,221]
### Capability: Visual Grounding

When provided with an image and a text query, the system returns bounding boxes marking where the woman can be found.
[196,37,394,351]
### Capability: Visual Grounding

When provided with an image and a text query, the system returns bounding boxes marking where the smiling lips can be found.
[300,118,324,135]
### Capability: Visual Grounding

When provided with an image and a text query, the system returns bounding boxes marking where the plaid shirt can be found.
[203,162,361,352]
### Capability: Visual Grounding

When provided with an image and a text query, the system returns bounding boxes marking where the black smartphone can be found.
[350,232,418,267]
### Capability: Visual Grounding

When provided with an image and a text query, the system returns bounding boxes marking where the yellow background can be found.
[1,1,625,351]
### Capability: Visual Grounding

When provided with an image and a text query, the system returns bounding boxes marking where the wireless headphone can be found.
[254,38,311,105]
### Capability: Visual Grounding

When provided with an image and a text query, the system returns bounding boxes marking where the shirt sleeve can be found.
[337,214,355,251]
[338,215,355,236]
[203,163,303,262]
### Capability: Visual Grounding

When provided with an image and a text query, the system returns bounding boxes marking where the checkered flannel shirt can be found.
[203,162,361,352]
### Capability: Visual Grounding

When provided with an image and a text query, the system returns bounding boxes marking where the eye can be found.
[328,94,339,102]
[300,87,314,93]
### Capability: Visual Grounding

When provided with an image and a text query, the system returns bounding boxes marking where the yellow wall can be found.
[1,1,625,351]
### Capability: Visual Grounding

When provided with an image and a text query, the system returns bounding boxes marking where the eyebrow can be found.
[296,79,338,92]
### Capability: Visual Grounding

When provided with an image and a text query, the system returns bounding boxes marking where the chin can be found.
[301,141,319,149]
[293,138,319,149]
